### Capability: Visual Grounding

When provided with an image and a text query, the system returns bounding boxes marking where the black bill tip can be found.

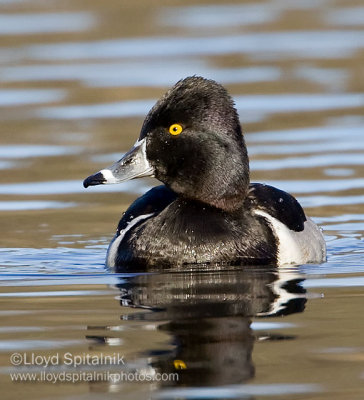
[83,172,106,188]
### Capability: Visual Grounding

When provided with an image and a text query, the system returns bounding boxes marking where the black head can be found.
[84,76,250,211]
[142,77,249,210]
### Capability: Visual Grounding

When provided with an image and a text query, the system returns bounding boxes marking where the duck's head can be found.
[84,76,249,211]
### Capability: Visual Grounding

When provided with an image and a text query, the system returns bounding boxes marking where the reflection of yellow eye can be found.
[173,359,187,369]
[169,124,183,136]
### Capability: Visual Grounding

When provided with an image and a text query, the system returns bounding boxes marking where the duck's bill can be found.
[83,138,154,188]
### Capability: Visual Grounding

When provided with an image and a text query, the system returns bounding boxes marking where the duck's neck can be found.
[170,156,250,212]
[195,170,249,212]
[158,130,250,212]
[198,131,250,212]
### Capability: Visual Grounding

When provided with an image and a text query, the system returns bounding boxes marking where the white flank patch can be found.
[106,212,155,269]
[254,210,326,265]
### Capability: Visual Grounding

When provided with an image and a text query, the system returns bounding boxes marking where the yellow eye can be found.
[169,123,183,136]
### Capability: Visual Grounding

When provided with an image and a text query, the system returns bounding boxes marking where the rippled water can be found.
[0,0,363,399]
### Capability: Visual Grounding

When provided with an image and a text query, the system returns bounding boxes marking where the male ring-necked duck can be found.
[84,76,326,270]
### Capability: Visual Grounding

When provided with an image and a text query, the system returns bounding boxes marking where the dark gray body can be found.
[108,184,306,271]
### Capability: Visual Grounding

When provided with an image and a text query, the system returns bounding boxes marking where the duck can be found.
[83,76,326,270]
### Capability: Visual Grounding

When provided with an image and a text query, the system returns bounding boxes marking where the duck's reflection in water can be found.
[115,266,306,388]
